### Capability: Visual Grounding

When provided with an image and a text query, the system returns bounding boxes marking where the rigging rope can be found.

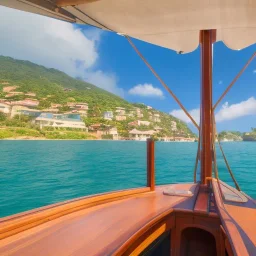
[213,52,256,110]
[125,36,199,130]
[212,115,241,191]
[212,114,219,180]
[193,128,200,183]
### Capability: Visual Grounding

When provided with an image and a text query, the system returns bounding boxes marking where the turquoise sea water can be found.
[0,141,255,218]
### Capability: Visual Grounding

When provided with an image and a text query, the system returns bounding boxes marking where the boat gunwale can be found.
[0,186,151,240]
[212,179,251,256]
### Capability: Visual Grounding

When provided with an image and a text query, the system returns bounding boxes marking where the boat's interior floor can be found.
[0,182,255,255]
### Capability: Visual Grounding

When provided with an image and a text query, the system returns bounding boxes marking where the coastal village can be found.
[0,84,195,141]
[1,56,254,141]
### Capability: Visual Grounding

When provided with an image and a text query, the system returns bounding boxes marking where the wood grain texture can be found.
[147,138,155,191]
[212,179,256,256]
[0,187,150,240]
[194,185,209,213]
[0,184,197,256]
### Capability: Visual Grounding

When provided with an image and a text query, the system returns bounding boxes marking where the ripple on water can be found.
[0,141,255,217]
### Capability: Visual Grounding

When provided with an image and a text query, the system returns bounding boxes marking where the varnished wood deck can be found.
[0,181,255,256]
[0,184,198,256]
[212,179,256,256]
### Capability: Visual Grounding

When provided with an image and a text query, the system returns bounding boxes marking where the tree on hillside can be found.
[0,112,7,121]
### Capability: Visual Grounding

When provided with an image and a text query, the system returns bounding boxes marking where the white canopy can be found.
[1,0,255,53]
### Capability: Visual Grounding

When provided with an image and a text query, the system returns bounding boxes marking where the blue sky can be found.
[0,6,255,133]
[87,28,256,132]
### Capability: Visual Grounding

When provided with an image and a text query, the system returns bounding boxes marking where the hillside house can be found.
[103,111,113,120]
[129,129,156,141]
[10,105,41,118]
[154,126,162,132]
[115,115,126,121]
[11,99,39,108]
[19,109,42,118]
[67,102,76,107]
[149,113,161,122]
[106,127,119,140]
[147,106,152,110]
[135,108,144,118]
[25,93,36,97]
[171,121,177,131]
[2,86,18,92]
[0,102,11,114]
[51,103,62,108]
[128,120,150,126]
[127,111,135,117]
[115,107,126,115]
[42,108,59,113]
[75,103,88,110]
[35,113,86,130]
[74,103,88,116]
[5,92,24,97]
[89,123,102,131]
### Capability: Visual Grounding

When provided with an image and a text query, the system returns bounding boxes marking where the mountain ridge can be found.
[0,55,195,140]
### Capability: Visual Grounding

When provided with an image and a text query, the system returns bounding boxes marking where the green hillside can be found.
[0,56,130,111]
[0,56,195,140]
[218,131,242,141]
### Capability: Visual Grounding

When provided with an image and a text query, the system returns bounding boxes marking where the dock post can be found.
[147,138,155,191]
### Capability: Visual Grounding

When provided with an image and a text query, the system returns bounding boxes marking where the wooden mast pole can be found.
[200,30,215,184]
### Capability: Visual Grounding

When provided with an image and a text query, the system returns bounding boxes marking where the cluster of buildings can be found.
[0,85,194,141]
[103,106,161,122]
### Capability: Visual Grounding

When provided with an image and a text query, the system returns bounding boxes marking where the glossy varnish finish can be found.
[0,181,255,256]
[212,179,256,256]
[147,138,155,191]
[0,184,198,256]
[0,187,150,240]
[200,30,213,184]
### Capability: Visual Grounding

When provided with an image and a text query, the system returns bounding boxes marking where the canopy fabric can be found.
[1,0,255,53]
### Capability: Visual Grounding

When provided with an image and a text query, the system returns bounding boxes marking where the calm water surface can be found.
[0,141,255,217]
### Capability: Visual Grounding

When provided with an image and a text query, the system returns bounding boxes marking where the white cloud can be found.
[128,83,164,98]
[170,97,256,123]
[218,80,223,85]
[253,70,256,74]
[215,97,256,122]
[170,108,200,123]
[0,6,123,96]
[85,70,124,97]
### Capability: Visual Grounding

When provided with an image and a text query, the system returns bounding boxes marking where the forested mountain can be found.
[0,56,130,111]
[0,56,195,139]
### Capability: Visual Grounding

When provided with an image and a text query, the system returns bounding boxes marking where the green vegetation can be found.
[0,127,95,140]
[0,56,196,139]
[0,127,42,139]
[243,128,256,141]
[0,112,7,121]
[0,56,131,112]
[44,131,95,140]
[218,131,242,141]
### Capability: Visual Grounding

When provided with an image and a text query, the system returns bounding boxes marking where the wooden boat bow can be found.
[0,1,255,255]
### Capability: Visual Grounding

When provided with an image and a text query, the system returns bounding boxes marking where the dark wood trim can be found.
[147,138,155,190]
[114,209,174,255]
[200,30,213,184]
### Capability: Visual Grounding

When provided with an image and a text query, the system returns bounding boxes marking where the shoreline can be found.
[1,136,197,142]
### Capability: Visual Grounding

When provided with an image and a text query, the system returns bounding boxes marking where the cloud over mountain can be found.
[0,6,123,97]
